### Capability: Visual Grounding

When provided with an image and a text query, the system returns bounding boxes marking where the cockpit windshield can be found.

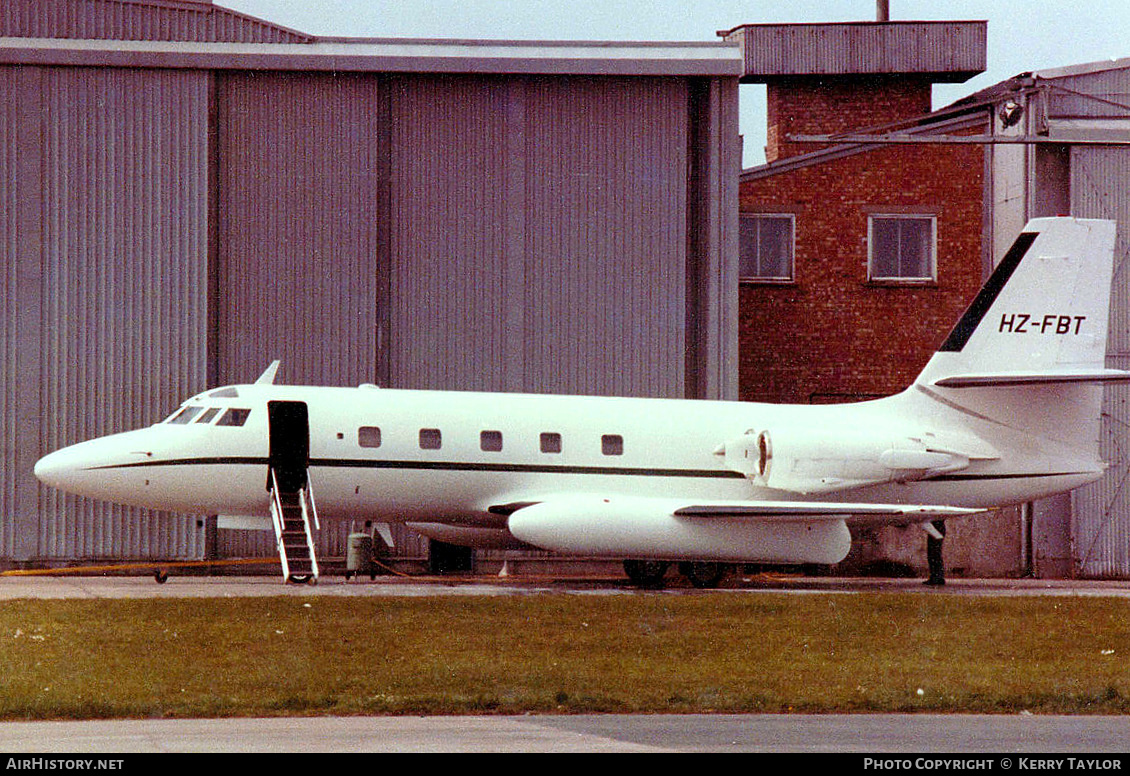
[163,404,251,426]
[216,408,251,427]
[167,406,204,425]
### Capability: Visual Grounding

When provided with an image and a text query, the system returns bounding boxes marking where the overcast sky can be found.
[218,1,1130,166]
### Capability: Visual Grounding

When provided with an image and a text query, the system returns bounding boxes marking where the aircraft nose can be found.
[34,445,82,491]
[34,430,153,499]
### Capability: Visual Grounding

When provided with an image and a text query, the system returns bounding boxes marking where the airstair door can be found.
[267,400,319,584]
[268,400,309,493]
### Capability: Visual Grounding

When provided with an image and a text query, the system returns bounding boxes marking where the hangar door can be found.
[214,72,383,390]
[389,75,691,399]
[215,72,694,401]
[1,66,209,562]
[213,72,392,560]
[211,71,712,561]
[1070,146,1130,577]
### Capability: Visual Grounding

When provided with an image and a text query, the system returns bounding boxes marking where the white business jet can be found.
[35,218,1129,586]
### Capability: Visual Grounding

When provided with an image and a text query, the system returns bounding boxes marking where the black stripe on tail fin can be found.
[937,231,1038,353]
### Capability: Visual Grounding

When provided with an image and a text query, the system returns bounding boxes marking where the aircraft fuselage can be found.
[34,382,1101,528]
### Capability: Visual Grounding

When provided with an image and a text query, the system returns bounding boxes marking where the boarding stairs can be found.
[269,468,320,584]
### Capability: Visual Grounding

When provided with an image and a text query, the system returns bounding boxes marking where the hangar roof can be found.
[0,35,743,76]
[1,0,312,43]
[2,0,742,76]
[718,21,986,84]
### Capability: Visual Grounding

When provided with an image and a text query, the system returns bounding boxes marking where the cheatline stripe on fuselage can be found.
[84,456,1090,483]
[88,456,746,479]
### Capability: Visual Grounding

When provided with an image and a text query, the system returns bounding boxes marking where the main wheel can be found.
[678,561,727,589]
[623,559,669,589]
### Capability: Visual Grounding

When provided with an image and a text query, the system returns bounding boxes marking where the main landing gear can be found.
[924,520,947,586]
[622,559,670,588]
[622,559,729,589]
[678,561,728,589]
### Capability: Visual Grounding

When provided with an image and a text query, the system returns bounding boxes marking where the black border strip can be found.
[937,231,1038,353]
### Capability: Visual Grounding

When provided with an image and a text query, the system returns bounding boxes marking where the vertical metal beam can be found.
[685,79,708,401]
[503,78,527,393]
[375,75,393,388]
[685,77,740,401]
[206,70,221,390]
[203,68,220,560]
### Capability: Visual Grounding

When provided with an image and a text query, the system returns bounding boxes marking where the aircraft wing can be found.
[503,496,980,562]
[494,496,982,525]
[670,500,983,525]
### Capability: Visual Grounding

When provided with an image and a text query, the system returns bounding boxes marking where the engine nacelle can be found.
[507,497,851,564]
[723,426,969,495]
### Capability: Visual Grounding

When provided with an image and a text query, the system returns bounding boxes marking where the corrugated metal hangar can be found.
[974,61,1130,578]
[0,0,742,565]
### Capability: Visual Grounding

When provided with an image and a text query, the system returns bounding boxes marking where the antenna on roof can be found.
[255,360,281,385]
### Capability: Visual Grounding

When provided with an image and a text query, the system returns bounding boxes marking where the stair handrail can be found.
[296,487,320,580]
[268,467,291,579]
[304,469,321,532]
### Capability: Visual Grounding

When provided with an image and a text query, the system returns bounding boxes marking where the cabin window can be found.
[419,428,442,450]
[216,408,251,427]
[868,215,936,282]
[480,430,503,452]
[195,408,220,424]
[168,406,203,425]
[602,434,624,456]
[739,214,794,282]
[540,432,562,454]
[358,426,382,448]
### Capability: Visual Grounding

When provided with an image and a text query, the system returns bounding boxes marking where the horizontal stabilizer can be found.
[933,369,1130,388]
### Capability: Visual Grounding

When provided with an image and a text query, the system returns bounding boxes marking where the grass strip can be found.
[0,593,1127,719]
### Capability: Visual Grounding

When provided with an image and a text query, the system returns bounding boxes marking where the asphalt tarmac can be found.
[2,570,1130,600]
[1,572,1128,753]
[1,713,1128,753]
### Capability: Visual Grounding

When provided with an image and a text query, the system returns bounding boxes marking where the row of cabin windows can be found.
[358,426,624,456]
[739,213,937,283]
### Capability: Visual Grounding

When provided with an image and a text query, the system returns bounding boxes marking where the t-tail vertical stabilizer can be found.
[913,217,1127,459]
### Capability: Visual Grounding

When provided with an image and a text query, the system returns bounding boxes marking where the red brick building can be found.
[722,21,990,405]
[739,121,987,405]
[720,22,1027,576]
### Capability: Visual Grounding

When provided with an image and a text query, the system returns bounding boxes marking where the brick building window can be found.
[739,214,794,282]
[869,215,936,282]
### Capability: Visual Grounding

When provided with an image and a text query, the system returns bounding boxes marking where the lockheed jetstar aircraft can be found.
[35,218,1129,586]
